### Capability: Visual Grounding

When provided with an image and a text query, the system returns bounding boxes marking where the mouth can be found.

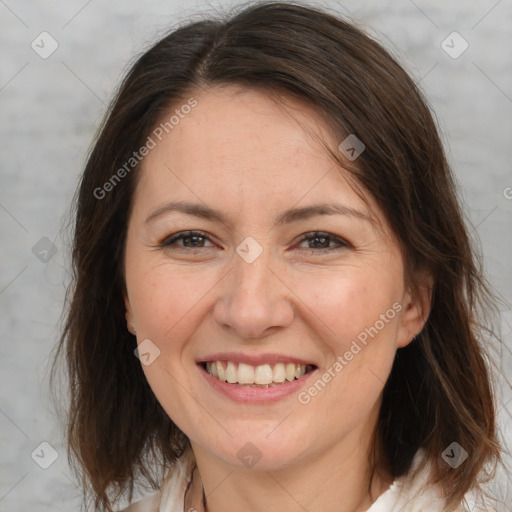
[198,360,318,387]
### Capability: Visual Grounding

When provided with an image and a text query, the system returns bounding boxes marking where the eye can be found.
[295,231,351,252]
[159,230,216,250]
[158,230,351,254]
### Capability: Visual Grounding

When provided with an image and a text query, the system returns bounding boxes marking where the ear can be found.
[124,293,136,335]
[396,271,433,349]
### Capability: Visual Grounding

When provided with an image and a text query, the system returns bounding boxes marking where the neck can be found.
[187,413,393,512]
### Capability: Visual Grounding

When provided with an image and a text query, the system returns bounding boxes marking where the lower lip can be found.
[198,363,318,403]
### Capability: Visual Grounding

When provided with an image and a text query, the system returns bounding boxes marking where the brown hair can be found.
[53,1,502,510]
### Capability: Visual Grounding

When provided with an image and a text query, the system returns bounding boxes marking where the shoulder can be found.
[367,450,447,512]
[367,450,501,512]
[118,446,197,512]
[118,491,161,512]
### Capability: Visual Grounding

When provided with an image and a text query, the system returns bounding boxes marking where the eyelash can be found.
[159,230,352,253]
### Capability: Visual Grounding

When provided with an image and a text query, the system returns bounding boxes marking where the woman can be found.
[54,2,504,511]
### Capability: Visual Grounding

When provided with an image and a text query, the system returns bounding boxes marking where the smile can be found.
[202,361,317,387]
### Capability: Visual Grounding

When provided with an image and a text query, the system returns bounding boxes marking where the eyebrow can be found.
[145,200,372,227]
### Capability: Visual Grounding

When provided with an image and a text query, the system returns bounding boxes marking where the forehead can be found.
[147,86,337,176]
[133,85,382,229]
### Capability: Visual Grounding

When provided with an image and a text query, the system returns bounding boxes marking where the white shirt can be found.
[120,447,455,512]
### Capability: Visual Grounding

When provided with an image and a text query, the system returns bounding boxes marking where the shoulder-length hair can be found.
[53,1,502,510]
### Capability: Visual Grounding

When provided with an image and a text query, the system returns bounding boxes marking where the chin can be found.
[204,431,309,471]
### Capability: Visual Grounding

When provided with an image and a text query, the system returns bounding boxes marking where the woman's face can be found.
[124,85,427,471]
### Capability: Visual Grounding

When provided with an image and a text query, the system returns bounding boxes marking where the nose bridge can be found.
[230,240,276,314]
[214,237,293,338]
[234,242,272,296]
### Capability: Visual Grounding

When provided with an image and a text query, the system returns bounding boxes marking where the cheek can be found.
[128,266,212,431]
[290,267,401,409]
[128,263,215,343]
[289,264,402,347]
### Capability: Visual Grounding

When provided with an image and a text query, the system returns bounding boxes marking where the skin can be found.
[124,85,431,512]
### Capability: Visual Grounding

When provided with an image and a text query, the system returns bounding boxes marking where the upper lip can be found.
[196,352,317,367]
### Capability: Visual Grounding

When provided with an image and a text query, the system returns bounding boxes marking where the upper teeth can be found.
[205,361,310,385]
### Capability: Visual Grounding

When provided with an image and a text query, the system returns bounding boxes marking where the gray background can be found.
[1,0,511,510]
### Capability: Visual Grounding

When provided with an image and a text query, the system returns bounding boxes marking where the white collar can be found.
[124,447,449,512]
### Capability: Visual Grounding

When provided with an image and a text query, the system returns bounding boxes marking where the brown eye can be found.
[297,232,351,251]
[160,230,214,249]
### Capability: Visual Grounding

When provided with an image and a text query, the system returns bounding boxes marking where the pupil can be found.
[185,235,203,247]
[183,235,331,249]
[312,236,328,248]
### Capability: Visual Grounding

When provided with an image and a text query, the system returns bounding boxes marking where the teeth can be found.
[285,363,296,382]
[273,363,286,383]
[238,363,255,384]
[204,361,310,385]
[225,361,237,383]
[216,361,225,381]
[295,364,305,379]
[254,364,273,385]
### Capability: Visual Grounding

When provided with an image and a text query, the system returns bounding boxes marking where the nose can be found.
[213,244,294,339]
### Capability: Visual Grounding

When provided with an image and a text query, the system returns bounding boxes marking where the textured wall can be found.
[1,0,511,510]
